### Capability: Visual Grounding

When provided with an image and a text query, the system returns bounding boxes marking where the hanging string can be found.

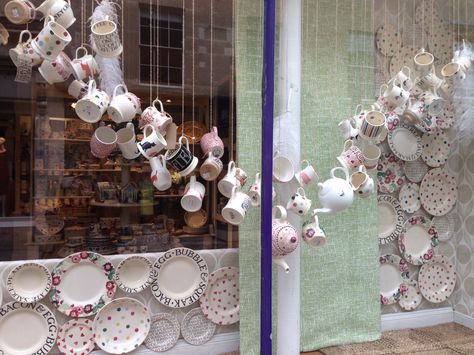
[350,0,355,106]
[363,0,367,101]
[156,0,160,98]
[209,0,213,129]
[181,0,185,128]
[149,0,152,103]
[191,0,195,155]
[422,0,425,48]
[334,0,338,81]
[121,0,124,78]
[229,0,235,162]
[453,0,455,47]
[431,0,434,48]
[457,0,460,44]
[397,0,400,62]
[81,0,84,46]
[465,0,468,43]
[413,0,416,49]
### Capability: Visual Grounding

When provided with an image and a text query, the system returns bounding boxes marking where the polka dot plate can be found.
[399,182,421,214]
[379,254,409,305]
[389,45,418,77]
[200,266,239,325]
[398,279,422,311]
[376,25,401,57]
[144,313,180,352]
[436,101,456,129]
[93,297,151,354]
[421,130,451,167]
[57,319,95,355]
[419,255,456,303]
[420,168,457,216]
[399,215,439,265]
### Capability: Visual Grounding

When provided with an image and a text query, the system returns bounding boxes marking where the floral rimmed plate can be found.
[399,215,439,265]
[398,279,422,311]
[57,318,95,355]
[388,124,423,162]
[200,266,239,325]
[144,313,180,352]
[181,308,216,345]
[7,262,52,303]
[378,195,404,245]
[420,168,457,216]
[419,255,456,303]
[398,183,421,214]
[0,302,57,355]
[432,212,455,242]
[115,256,153,293]
[49,251,116,318]
[379,254,409,305]
[421,130,451,167]
[377,152,406,194]
[151,247,209,308]
[94,298,151,354]
[403,158,429,183]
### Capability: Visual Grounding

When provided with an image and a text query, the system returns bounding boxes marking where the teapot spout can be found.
[313,207,332,215]
[273,257,290,273]
[317,182,324,191]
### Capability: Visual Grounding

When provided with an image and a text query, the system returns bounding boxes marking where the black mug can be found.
[165,136,197,176]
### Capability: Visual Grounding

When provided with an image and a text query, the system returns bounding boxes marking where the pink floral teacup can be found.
[139,98,172,135]
[337,140,364,170]
[200,126,224,158]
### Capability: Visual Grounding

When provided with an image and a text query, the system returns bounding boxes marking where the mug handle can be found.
[87,79,96,97]
[272,205,287,221]
[358,165,367,174]
[75,46,88,59]
[143,124,155,139]
[227,161,235,174]
[402,66,411,77]
[179,136,190,150]
[330,166,349,181]
[212,126,218,135]
[153,98,164,112]
[342,139,353,152]
[379,84,388,97]
[255,172,261,183]
[19,30,32,44]
[231,185,238,199]
[112,84,127,98]
[300,159,310,170]
[158,154,166,167]
[353,104,362,116]
[190,175,196,189]
[312,214,319,225]
[44,15,54,26]
[126,122,134,131]
[296,187,305,196]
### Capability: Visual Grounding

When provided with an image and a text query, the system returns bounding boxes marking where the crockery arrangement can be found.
[181,308,216,345]
[144,313,180,352]
[57,318,95,355]
[114,255,154,293]
[418,255,456,303]
[379,254,409,305]
[7,262,52,303]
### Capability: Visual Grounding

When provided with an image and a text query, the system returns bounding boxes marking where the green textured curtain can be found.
[300,0,380,351]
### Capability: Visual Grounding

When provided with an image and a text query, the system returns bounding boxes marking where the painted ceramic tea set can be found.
[0,248,238,354]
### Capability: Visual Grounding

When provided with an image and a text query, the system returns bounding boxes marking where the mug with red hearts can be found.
[38,51,72,84]
[337,140,364,170]
[139,98,172,135]
[70,46,99,80]
[90,126,117,159]
[200,126,224,158]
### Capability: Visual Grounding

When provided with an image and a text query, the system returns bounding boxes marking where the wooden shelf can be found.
[90,200,159,208]
[24,241,65,246]
[153,194,183,198]
[34,138,90,142]
[175,233,216,239]
[34,168,119,173]
[34,196,93,199]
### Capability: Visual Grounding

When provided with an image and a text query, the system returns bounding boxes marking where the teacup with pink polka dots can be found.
[286,187,312,216]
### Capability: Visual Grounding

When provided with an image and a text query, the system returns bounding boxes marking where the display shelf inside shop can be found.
[89,200,160,208]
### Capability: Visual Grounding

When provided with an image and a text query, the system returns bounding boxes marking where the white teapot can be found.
[314,167,354,215]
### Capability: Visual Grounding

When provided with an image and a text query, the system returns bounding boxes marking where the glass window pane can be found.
[169,49,182,68]
[159,28,169,47]
[169,68,182,86]
[169,29,182,49]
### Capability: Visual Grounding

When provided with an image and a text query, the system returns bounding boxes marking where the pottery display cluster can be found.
[372,10,463,310]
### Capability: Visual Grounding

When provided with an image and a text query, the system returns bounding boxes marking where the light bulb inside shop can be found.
[166,99,172,103]
[70,103,76,109]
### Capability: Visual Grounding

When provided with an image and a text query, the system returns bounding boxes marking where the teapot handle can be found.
[330,166,349,181]
[272,205,287,221]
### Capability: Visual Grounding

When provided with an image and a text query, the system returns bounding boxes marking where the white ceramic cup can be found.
[70,46,99,80]
[338,119,359,140]
[361,142,381,170]
[394,66,413,90]
[441,62,466,82]
[75,79,110,123]
[150,155,172,191]
[31,16,71,60]
[181,175,206,212]
[9,30,42,67]
[248,172,261,207]
[419,90,444,116]
[302,214,326,248]
[286,187,311,216]
[68,79,88,99]
[108,84,141,123]
[359,110,386,138]
[381,78,409,108]
[139,98,172,135]
[295,160,318,187]
[199,151,223,181]
[414,49,434,74]
[38,51,72,84]
[218,161,239,198]
[273,152,294,183]
[91,15,122,57]
[337,140,365,170]
[36,0,75,29]
[137,124,167,159]
[402,98,426,125]
[222,186,252,225]
[117,122,140,160]
[350,166,374,198]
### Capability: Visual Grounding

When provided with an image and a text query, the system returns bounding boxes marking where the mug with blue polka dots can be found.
[31,15,71,61]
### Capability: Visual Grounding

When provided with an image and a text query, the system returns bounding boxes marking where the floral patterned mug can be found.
[302,214,326,248]
[200,126,224,158]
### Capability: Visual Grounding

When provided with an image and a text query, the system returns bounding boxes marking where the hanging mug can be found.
[286,187,311,216]
[441,62,466,83]
[9,30,42,67]
[218,161,239,198]
[295,160,318,187]
[150,155,172,191]
[248,172,261,207]
[181,175,206,212]
[70,46,99,80]
[91,15,123,57]
[36,0,75,29]
[393,66,413,90]
[140,98,172,135]
[117,122,140,160]
[31,16,72,60]
[200,126,224,158]
[350,165,374,198]
[359,110,386,139]
[137,124,167,159]
[199,151,223,181]
[302,214,326,248]
[336,140,364,170]
[222,186,252,225]
[75,79,110,123]
[164,136,198,176]
[38,51,72,84]
[273,152,294,183]
[90,125,117,159]
[4,0,36,25]
[402,98,426,125]
[361,142,381,170]
[68,79,89,99]
[108,84,142,123]
[413,48,434,75]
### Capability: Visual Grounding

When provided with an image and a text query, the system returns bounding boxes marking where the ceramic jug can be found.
[272,205,298,259]
[338,119,359,140]
[150,155,171,191]
[302,214,326,248]
[314,166,354,215]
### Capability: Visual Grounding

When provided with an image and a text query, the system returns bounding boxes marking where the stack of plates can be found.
[86,229,116,255]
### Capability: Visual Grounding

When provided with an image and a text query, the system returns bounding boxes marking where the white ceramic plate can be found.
[94,298,151,354]
[151,247,209,308]
[200,266,239,325]
[181,308,216,345]
[49,251,116,317]
[388,124,423,161]
[144,313,180,352]
[420,168,458,216]
[398,279,422,311]
[421,131,451,167]
[0,301,57,355]
[377,152,406,194]
[7,263,52,303]
[57,318,95,355]
[419,255,456,303]
[379,254,409,305]
[398,183,421,214]
[35,214,64,235]
[375,25,401,57]
[432,212,455,242]
[378,195,404,245]
[115,256,153,293]
[399,215,439,265]
[403,158,429,183]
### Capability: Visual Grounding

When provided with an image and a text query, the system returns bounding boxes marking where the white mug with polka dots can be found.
[286,187,312,216]
[31,16,72,61]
